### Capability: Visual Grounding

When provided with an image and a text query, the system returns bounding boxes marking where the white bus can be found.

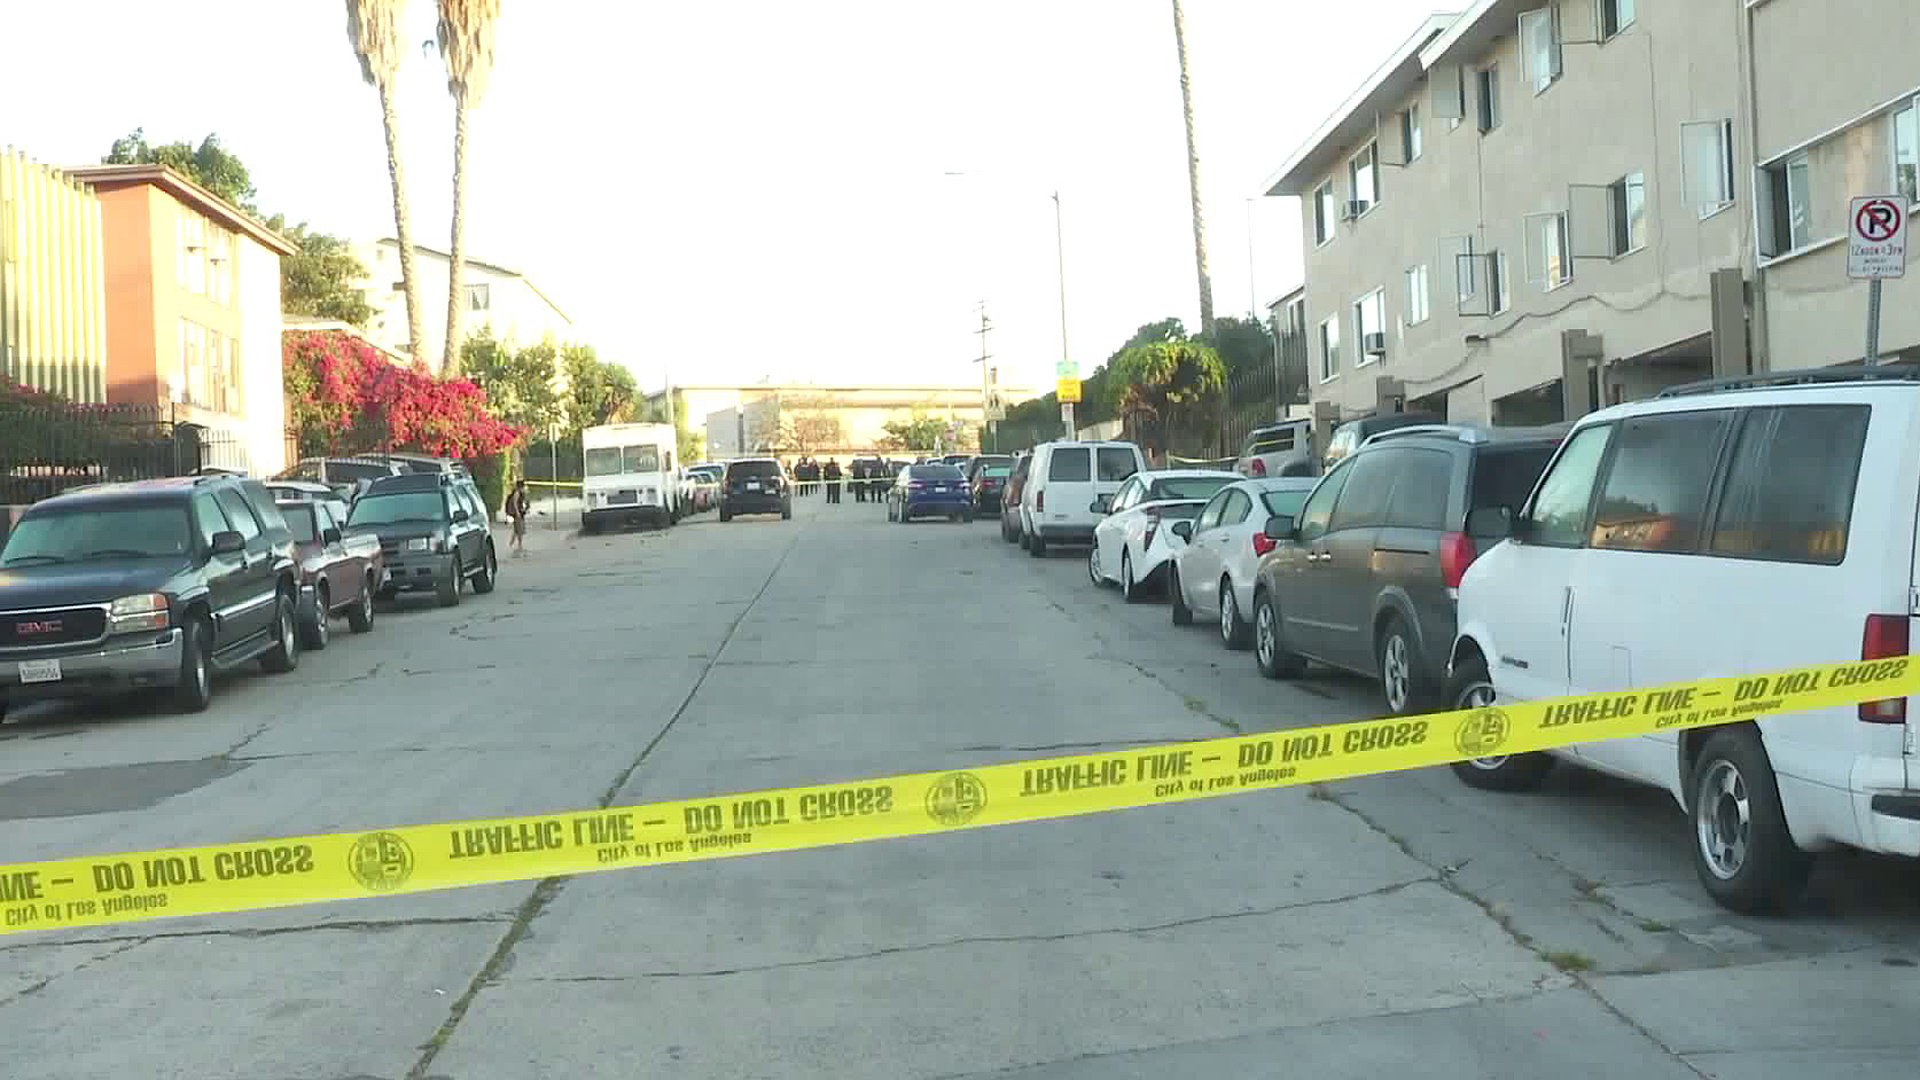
[581,422,678,532]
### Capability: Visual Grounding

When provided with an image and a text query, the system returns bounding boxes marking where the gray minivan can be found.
[1249,423,1566,715]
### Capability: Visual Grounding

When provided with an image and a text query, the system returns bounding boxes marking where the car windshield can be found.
[981,465,1011,478]
[730,461,781,478]
[910,465,963,480]
[1,505,192,563]
[1154,502,1206,520]
[347,490,447,526]
[1261,489,1310,519]
[1149,476,1233,500]
[584,448,624,476]
[325,461,394,482]
[282,505,319,543]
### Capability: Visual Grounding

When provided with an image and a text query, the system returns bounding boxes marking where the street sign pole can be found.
[1867,278,1883,364]
[1847,195,1908,365]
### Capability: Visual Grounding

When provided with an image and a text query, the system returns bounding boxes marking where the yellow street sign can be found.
[1056,378,1082,403]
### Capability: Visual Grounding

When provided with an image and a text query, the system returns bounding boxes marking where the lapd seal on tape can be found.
[348,831,415,892]
[1454,707,1511,758]
[925,772,987,826]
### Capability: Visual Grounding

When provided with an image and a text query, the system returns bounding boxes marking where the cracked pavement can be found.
[2,497,1917,1079]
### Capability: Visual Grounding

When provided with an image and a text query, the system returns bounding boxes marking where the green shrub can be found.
[467,451,507,519]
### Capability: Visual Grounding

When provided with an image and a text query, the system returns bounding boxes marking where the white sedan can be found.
[1169,477,1317,650]
[1088,470,1238,601]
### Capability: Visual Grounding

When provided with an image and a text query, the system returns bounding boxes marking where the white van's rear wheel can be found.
[1689,729,1811,914]
[1446,657,1553,791]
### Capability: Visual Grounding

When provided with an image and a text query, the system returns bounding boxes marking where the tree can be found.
[346,0,424,364]
[267,216,377,326]
[1209,315,1275,381]
[459,327,559,436]
[878,410,947,452]
[104,129,258,211]
[780,411,844,454]
[434,0,502,374]
[1106,336,1225,458]
[282,329,522,459]
[1170,1,1215,337]
[560,345,636,435]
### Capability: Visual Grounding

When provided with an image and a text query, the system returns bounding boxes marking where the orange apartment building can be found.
[61,163,295,476]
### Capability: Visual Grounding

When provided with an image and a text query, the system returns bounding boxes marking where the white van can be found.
[581,422,678,532]
[1448,366,1920,914]
[1019,440,1145,556]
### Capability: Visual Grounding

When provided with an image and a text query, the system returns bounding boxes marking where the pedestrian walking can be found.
[823,458,842,503]
[506,480,530,557]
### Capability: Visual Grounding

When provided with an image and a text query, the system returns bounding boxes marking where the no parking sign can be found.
[1847,196,1907,279]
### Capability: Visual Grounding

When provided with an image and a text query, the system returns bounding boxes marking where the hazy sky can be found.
[8,1,1449,394]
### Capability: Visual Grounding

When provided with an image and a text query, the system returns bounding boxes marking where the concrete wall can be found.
[236,230,287,476]
[1749,0,1920,367]
[0,150,108,401]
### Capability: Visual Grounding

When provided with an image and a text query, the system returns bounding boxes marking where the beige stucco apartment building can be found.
[1266,0,1919,427]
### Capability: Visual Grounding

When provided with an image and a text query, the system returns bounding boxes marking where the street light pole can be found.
[1053,191,1073,440]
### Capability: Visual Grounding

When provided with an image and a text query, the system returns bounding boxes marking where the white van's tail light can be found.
[1440,531,1478,590]
[1859,614,1909,723]
[1035,490,1045,513]
[1248,458,1267,477]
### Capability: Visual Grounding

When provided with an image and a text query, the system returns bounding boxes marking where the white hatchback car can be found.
[1169,477,1317,650]
[1449,366,1920,914]
[1088,469,1238,601]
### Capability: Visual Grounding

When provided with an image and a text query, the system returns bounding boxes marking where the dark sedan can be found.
[969,458,1014,515]
[888,464,972,523]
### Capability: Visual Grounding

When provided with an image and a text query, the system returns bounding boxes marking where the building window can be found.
[1519,5,1563,95]
[1314,182,1336,245]
[466,283,491,311]
[1609,171,1648,255]
[1681,119,1736,217]
[1491,250,1511,314]
[1405,265,1430,325]
[1349,143,1378,213]
[1893,98,1917,205]
[1285,296,1306,336]
[177,213,207,295]
[1600,0,1636,38]
[209,229,233,306]
[1443,235,1478,307]
[1401,105,1422,162]
[1525,212,1572,289]
[1319,315,1341,381]
[1477,66,1501,133]
[1762,152,1812,256]
[1354,289,1386,364]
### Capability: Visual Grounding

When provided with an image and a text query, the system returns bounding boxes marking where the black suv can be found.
[1250,423,1568,715]
[719,458,793,521]
[0,475,301,717]
[346,472,497,607]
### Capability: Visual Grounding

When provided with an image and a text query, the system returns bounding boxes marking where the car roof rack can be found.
[1653,363,1920,398]
[1360,423,1489,446]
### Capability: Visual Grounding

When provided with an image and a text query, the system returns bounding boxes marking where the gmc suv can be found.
[0,475,302,718]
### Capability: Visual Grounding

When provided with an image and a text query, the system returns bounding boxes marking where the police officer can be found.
[823,457,842,503]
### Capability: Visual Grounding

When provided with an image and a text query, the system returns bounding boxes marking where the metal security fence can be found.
[1220,327,1310,457]
[0,403,240,505]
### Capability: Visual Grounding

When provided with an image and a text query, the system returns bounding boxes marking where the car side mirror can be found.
[1264,515,1296,541]
[452,509,471,523]
[210,530,245,555]
[1466,505,1515,541]
[321,527,342,544]
[1170,520,1193,541]
[1089,496,1110,514]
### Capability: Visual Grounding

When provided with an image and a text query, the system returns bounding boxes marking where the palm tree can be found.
[1170,0,1214,338]
[435,0,501,377]
[346,0,424,366]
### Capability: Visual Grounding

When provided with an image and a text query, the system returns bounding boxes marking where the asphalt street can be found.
[2,493,1917,1080]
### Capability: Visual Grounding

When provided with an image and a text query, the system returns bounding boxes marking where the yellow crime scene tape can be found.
[3,654,1914,936]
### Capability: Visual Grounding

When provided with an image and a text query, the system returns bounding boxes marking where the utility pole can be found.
[974,301,996,453]
[1054,191,1073,439]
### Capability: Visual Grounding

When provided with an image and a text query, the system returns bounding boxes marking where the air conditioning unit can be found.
[1342,199,1369,221]
[1362,332,1388,356]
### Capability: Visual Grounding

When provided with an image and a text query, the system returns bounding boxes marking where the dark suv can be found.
[346,472,497,607]
[719,458,792,521]
[0,475,301,717]
[1249,423,1568,715]
[998,452,1033,543]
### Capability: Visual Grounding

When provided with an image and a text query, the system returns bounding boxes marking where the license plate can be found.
[18,658,61,684]
[746,481,760,491]
[935,485,949,492]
